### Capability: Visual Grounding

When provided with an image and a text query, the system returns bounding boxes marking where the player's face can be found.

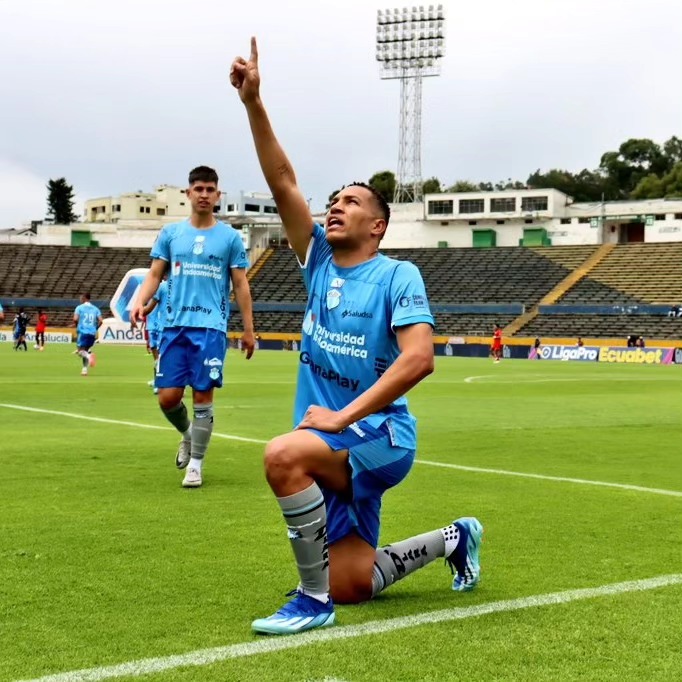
[187,182,220,216]
[325,187,386,249]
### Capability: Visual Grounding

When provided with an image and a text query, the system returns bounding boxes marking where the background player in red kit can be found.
[35,310,48,351]
[491,323,503,363]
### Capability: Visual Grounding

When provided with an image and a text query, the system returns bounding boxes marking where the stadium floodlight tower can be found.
[376,5,445,204]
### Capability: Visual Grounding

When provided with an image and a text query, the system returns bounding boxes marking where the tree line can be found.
[350,136,682,205]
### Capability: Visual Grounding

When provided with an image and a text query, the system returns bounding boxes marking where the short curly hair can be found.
[343,182,391,225]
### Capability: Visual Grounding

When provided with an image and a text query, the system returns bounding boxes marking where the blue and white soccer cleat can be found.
[446,517,483,592]
[252,590,335,635]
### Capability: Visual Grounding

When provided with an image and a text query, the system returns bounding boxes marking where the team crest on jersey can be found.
[330,277,345,289]
[209,367,221,380]
[302,310,316,335]
[193,235,206,255]
[326,289,341,310]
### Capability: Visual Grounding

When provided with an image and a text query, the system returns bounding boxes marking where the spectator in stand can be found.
[636,336,646,348]
[34,310,48,351]
[577,337,584,347]
[668,304,681,318]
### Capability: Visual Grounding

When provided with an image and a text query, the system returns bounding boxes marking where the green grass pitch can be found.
[1,344,681,681]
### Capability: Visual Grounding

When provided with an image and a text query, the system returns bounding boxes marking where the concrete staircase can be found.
[504,243,616,336]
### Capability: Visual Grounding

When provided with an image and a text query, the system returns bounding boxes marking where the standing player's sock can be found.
[161,402,191,438]
[278,483,329,602]
[188,403,213,471]
[371,524,459,596]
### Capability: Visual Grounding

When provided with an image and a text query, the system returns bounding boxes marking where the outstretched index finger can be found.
[250,36,258,63]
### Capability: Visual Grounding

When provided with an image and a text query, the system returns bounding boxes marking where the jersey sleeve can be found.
[151,226,171,262]
[388,262,435,331]
[299,223,332,291]
[228,232,249,269]
[74,304,82,318]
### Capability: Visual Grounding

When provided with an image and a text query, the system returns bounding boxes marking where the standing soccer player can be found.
[13,308,30,351]
[73,294,103,375]
[491,323,503,363]
[141,277,168,394]
[131,166,255,489]
[34,309,48,351]
[232,38,483,635]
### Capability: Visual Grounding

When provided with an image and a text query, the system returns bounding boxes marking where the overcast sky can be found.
[0,0,680,228]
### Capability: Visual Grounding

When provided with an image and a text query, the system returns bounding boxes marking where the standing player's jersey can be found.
[14,312,29,334]
[493,329,502,345]
[151,220,248,333]
[75,302,102,334]
[36,313,47,332]
[146,280,169,333]
[296,224,434,449]
[0,302,3,316]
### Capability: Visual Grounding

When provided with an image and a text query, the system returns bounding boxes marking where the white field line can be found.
[1,403,680,497]
[17,573,682,682]
[0,404,267,445]
[416,459,682,498]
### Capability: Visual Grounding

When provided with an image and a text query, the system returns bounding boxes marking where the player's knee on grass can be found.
[330,567,373,604]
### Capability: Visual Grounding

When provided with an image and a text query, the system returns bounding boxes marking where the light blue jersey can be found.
[146,280,168,333]
[296,224,434,450]
[151,220,248,333]
[75,302,102,335]
[0,301,3,314]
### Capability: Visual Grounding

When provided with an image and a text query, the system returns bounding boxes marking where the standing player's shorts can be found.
[157,327,227,391]
[305,420,415,548]
[77,333,96,349]
[148,330,162,350]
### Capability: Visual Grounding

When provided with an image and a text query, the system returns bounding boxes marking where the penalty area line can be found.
[17,573,682,682]
[2,403,680,496]
[415,459,682,498]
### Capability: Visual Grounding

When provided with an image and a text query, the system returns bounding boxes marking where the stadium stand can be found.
[248,245,596,307]
[0,245,150,299]
[558,242,682,305]
[2,241,681,340]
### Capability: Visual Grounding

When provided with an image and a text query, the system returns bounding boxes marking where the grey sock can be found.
[277,483,329,597]
[161,402,190,435]
[82,354,88,368]
[191,403,213,460]
[371,528,448,597]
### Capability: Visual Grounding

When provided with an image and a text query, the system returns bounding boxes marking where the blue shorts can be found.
[307,420,415,548]
[77,333,96,349]
[148,330,162,350]
[157,327,227,391]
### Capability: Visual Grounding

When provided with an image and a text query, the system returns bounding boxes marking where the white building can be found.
[220,191,279,217]
[380,189,682,249]
[84,185,192,224]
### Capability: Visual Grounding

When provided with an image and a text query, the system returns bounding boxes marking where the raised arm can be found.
[231,37,313,263]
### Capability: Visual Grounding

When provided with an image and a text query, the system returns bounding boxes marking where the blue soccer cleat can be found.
[252,590,335,635]
[446,517,483,592]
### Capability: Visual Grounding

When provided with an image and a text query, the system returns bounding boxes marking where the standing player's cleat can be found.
[182,467,202,488]
[175,438,191,469]
[88,352,97,367]
[147,380,155,387]
[252,590,335,635]
[446,517,483,592]
[81,368,88,376]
